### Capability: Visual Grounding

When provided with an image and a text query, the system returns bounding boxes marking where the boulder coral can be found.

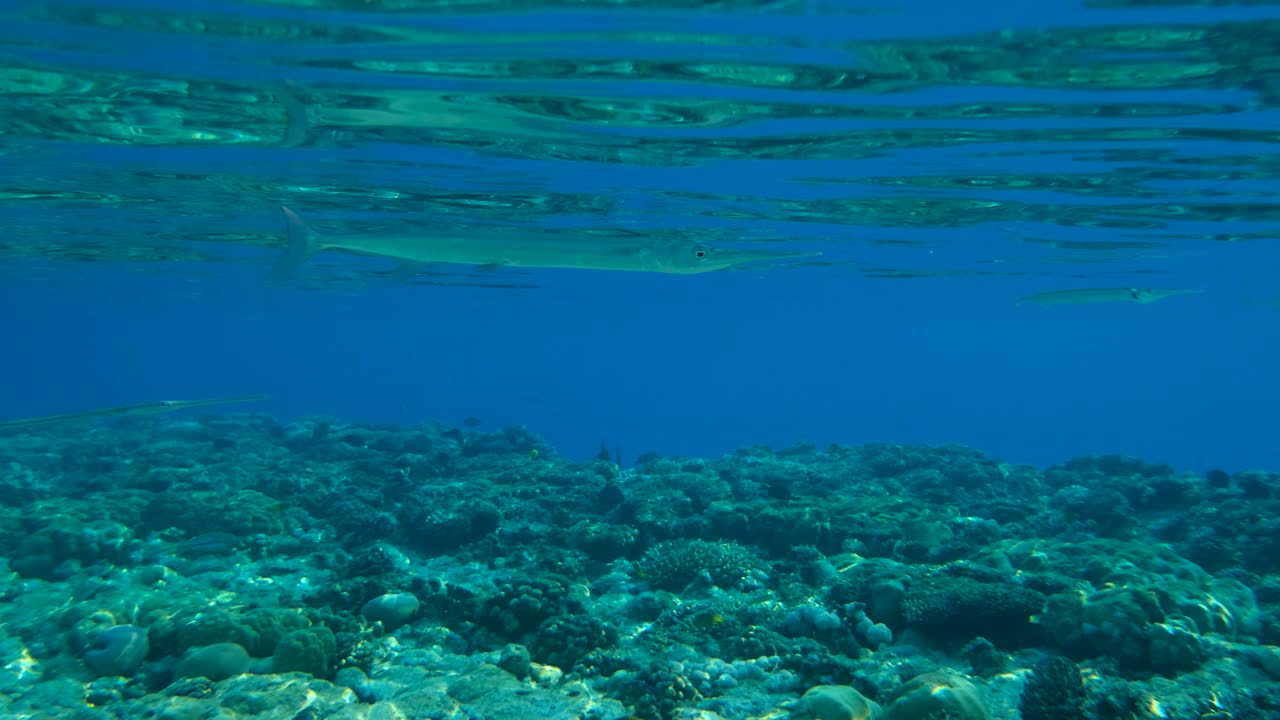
[883,671,989,720]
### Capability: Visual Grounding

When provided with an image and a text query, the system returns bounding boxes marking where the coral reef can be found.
[0,413,1277,719]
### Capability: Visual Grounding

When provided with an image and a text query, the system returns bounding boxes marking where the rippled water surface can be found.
[3,0,1278,300]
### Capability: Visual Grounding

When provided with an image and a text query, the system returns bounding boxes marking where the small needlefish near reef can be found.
[1015,287,1205,307]
[0,395,267,430]
[176,532,241,557]
[273,206,819,277]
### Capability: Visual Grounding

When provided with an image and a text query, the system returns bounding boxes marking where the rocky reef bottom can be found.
[1,412,1279,720]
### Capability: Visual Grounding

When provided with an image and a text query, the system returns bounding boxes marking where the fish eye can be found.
[693,246,708,260]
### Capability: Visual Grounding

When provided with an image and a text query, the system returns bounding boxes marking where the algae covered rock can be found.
[361,592,420,631]
[174,609,256,655]
[145,489,286,536]
[82,625,149,678]
[175,643,252,681]
[884,671,989,720]
[240,607,311,657]
[11,517,134,580]
[790,684,883,720]
[1042,584,1210,674]
[901,575,1045,646]
[158,605,309,659]
[272,626,337,679]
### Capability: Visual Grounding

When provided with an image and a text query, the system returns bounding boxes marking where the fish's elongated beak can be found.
[710,247,822,272]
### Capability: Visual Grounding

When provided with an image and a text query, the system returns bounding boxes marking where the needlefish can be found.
[0,395,267,430]
[1015,287,1205,307]
[273,206,819,277]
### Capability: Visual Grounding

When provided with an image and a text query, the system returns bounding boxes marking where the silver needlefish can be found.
[1015,287,1205,307]
[273,206,818,277]
[0,395,267,431]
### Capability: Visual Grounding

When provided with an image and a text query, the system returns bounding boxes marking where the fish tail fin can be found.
[277,81,311,148]
[274,206,323,277]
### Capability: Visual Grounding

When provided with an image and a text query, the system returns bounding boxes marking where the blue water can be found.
[2,0,1278,472]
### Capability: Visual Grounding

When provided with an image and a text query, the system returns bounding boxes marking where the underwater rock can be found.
[335,666,374,702]
[361,592,420,630]
[863,623,892,648]
[884,671,989,720]
[790,684,882,720]
[173,609,255,656]
[11,517,134,580]
[82,625,149,678]
[272,626,337,679]
[174,643,251,681]
[240,608,312,658]
[496,643,531,680]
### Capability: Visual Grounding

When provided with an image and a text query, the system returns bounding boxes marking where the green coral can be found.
[530,614,618,670]
[175,609,256,654]
[884,671,989,720]
[901,575,1045,643]
[272,626,337,679]
[240,608,310,657]
[639,540,760,592]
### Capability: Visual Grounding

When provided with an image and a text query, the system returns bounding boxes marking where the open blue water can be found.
[2,0,1278,472]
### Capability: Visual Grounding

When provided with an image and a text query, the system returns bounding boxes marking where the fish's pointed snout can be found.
[709,246,822,271]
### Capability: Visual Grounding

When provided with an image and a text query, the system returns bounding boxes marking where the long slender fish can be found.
[273,206,818,277]
[1015,287,1205,306]
[0,395,267,430]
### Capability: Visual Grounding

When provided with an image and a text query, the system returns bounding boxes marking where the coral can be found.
[779,604,844,637]
[476,577,585,639]
[725,626,791,660]
[1042,583,1213,675]
[530,614,618,670]
[495,643,532,680]
[883,671,989,720]
[1091,677,1161,720]
[145,489,286,536]
[639,539,761,592]
[174,643,251,681]
[239,608,310,657]
[360,592,420,631]
[959,637,1005,677]
[460,425,547,456]
[780,638,858,686]
[346,544,398,577]
[901,575,1045,645]
[82,625,149,678]
[334,626,390,674]
[328,498,397,543]
[613,660,703,720]
[174,609,256,656]
[1018,656,1088,720]
[272,627,337,679]
[399,501,499,553]
[574,521,638,562]
[11,517,134,580]
[790,685,882,720]
[4,409,1278,720]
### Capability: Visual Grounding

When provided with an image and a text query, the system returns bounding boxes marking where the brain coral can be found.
[884,671,989,720]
